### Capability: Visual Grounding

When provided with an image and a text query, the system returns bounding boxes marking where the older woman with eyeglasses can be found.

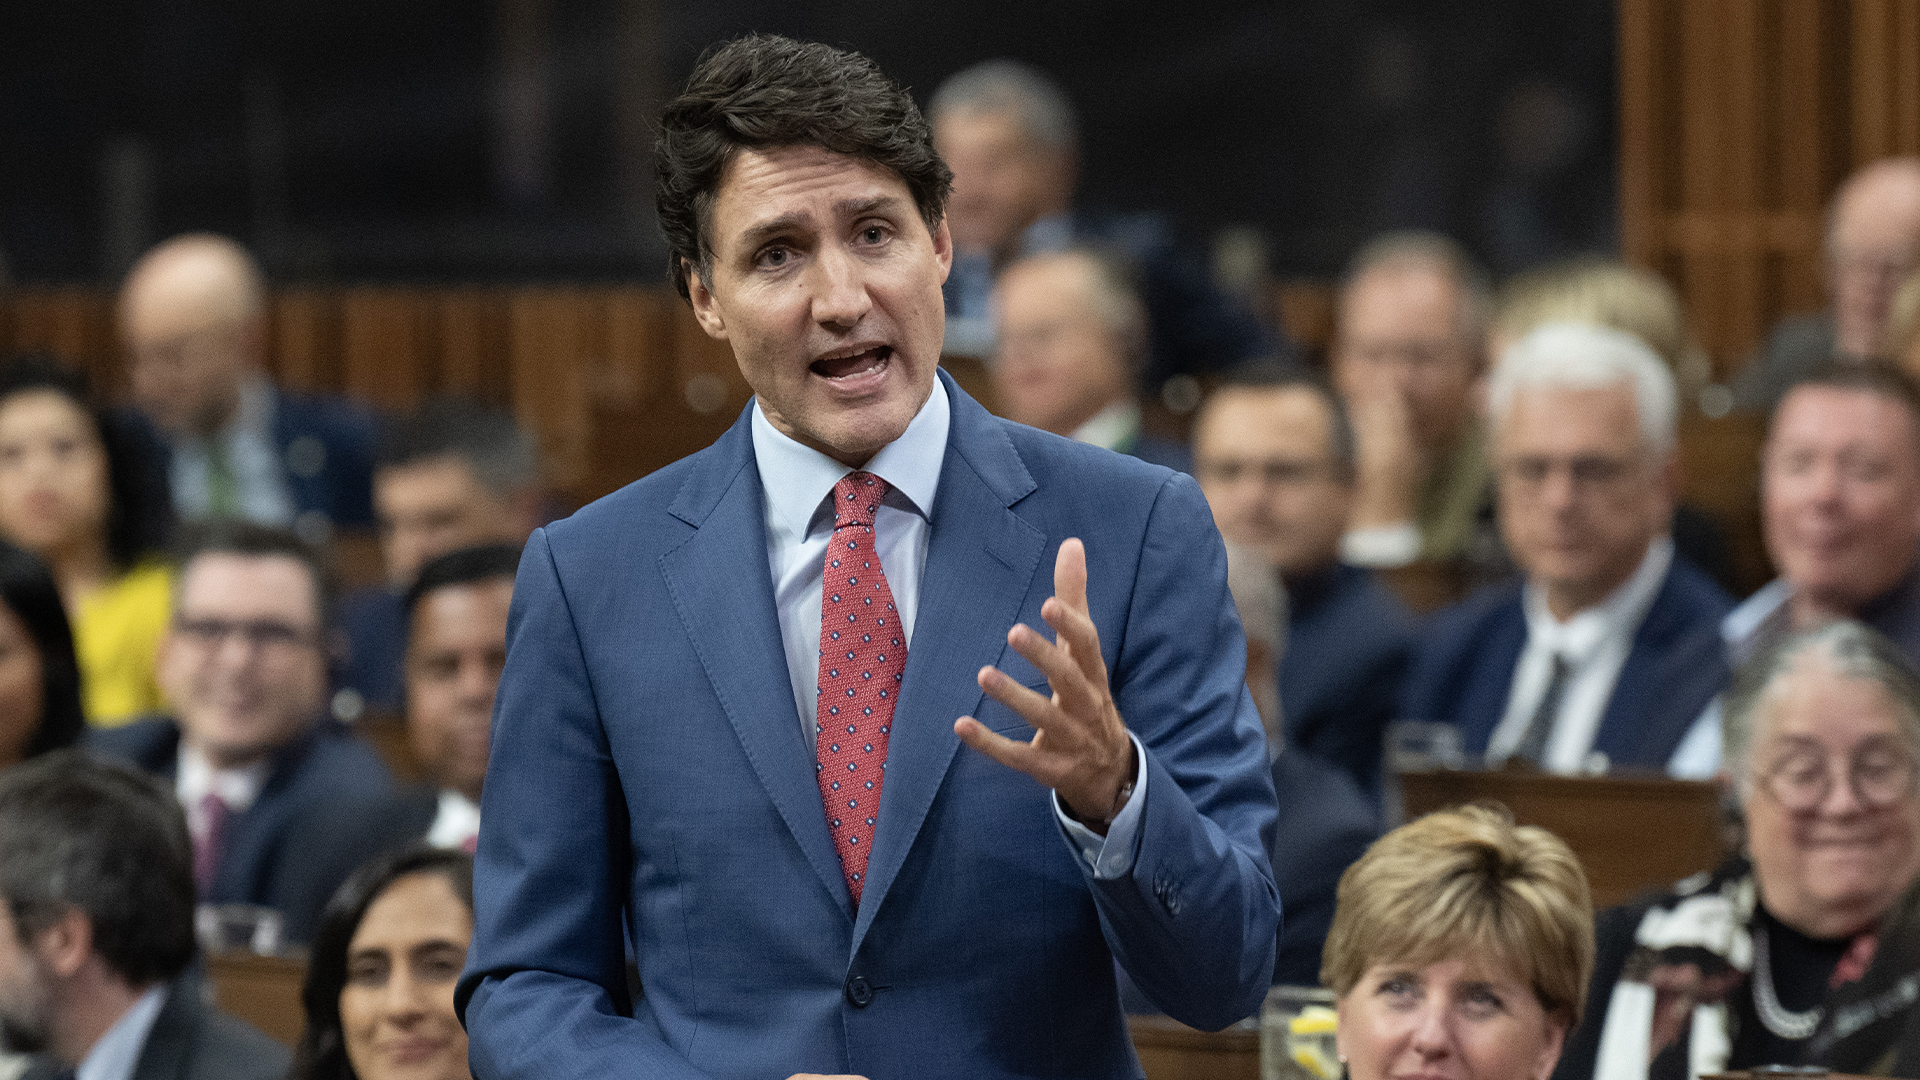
[1556,619,1920,1080]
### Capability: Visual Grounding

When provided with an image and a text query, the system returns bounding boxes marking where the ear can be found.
[931,216,954,283]
[1530,1017,1569,1080]
[32,908,93,980]
[686,260,730,343]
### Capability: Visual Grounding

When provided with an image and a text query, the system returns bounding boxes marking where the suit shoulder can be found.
[1659,555,1737,620]
[540,446,726,556]
[299,726,396,794]
[1419,578,1524,648]
[84,716,179,771]
[275,388,376,439]
[184,1008,292,1080]
[997,419,1185,498]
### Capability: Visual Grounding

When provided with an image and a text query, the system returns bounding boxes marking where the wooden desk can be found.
[1129,1015,1260,1080]
[1398,768,1729,909]
[205,951,308,1048]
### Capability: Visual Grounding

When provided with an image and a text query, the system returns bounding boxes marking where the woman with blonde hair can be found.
[1325,804,1594,1080]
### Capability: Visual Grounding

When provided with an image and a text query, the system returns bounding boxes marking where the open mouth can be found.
[811,345,892,380]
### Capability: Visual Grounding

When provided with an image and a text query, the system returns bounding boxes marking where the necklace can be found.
[1752,922,1824,1041]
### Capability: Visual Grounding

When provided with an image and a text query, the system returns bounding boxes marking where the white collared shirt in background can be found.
[75,983,167,1080]
[1069,401,1141,454]
[168,377,296,525]
[1487,537,1675,774]
[749,377,1145,876]
[426,789,483,850]
[175,745,272,847]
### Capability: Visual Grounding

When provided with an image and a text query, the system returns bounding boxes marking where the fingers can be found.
[1004,623,1101,718]
[976,660,1070,730]
[954,715,1044,775]
[1052,537,1089,616]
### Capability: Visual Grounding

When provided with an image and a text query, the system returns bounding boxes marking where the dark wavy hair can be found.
[289,845,474,1080]
[0,539,83,760]
[0,354,175,571]
[655,33,954,300]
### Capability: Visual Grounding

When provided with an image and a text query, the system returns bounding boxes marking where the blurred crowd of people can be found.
[0,52,1918,1080]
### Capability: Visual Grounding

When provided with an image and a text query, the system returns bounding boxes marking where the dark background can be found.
[0,0,1618,285]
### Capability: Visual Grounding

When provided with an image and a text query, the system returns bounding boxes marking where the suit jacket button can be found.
[845,975,874,1007]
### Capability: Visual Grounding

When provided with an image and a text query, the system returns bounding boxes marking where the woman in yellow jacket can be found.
[0,356,176,726]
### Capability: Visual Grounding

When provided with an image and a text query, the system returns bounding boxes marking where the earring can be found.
[1338,1054,1348,1064]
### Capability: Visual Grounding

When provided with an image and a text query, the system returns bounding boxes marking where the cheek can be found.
[338,986,380,1058]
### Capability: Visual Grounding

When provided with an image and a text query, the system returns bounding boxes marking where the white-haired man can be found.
[1400,322,1733,774]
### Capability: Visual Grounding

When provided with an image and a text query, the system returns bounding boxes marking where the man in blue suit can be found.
[1400,323,1732,774]
[118,234,376,543]
[457,35,1279,1080]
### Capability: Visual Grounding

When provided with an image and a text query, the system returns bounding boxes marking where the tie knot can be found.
[832,472,889,529]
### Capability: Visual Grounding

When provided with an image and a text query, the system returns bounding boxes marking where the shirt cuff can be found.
[1340,522,1423,568]
[1053,733,1148,880]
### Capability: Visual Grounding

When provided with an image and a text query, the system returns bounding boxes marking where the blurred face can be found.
[123,319,251,438]
[934,108,1072,257]
[1828,175,1920,358]
[1494,383,1673,618]
[0,603,45,770]
[1333,266,1482,452]
[1744,660,1920,939]
[158,553,326,769]
[687,145,951,468]
[0,391,110,560]
[1762,386,1920,617]
[0,903,51,1055]
[376,457,521,588]
[1195,386,1354,578]
[406,578,512,801]
[1337,956,1565,1080]
[340,872,473,1080]
[991,257,1133,436]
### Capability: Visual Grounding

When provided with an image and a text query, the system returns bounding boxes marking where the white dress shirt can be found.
[168,377,296,526]
[176,745,272,848]
[1487,537,1674,774]
[426,789,483,850]
[750,377,1146,876]
[75,983,167,1080]
[1070,401,1141,454]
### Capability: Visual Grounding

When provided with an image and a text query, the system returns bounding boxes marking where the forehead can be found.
[934,107,1037,153]
[350,872,470,950]
[377,456,485,502]
[996,257,1097,315]
[708,145,918,251]
[1758,659,1909,745]
[410,578,514,641]
[177,552,319,622]
[1497,381,1642,455]
[1772,386,1920,456]
[0,388,92,433]
[1340,263,1463,335]
[1196,386,1333,459]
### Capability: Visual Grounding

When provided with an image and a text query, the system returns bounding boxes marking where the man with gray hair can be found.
[1332,231,1498,573]
[0,752,286,1080]
[930,59,1279,383]
[1400,322,1733,774]
[1731,156,1920,410]
[990,248,1191,470]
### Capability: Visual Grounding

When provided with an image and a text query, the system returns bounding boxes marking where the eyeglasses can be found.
[1757,738,1918,812]
[1196,458,1337,489]
[174,617,319,654]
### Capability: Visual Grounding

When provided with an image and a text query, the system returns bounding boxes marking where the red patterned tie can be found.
[815,472,906,906]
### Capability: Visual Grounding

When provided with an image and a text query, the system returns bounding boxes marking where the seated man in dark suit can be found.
[118,234,376,544]
[0,752,287,1080]
[1193,367,1416,796]
[89,522,394,943]
[990,247,1193,472]
[930,59,1280,382]
[1401,322,1732,774]
[336,400,541,713]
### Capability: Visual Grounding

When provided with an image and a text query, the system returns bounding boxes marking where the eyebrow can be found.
[735,195,910,253]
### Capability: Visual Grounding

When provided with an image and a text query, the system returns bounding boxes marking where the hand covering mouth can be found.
[811,345,892,379]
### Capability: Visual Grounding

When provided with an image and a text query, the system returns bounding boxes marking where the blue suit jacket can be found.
[458,372,1280,1080]
[87,717,395,942]
[1281,562,1418,796]
[1398,555,1733,768]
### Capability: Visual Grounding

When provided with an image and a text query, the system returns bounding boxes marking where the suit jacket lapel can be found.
[1593,567,1729,768]
[659,412,853,916]
[852,375,1044,951]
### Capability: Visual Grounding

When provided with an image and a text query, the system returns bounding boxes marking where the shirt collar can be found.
[75,983,167,1080]
[750,375,950,541]
[176,742,273,815]
[1522,536,1674,663]
[1070,401,1140,453]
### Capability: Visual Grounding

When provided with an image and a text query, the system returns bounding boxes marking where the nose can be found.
[382,967,431,1023]
[457,657,497,706]
[1408,998,1453,1059]
[1539,464,1580,514]
[810,246,872,330]
[1819,757,1869,817]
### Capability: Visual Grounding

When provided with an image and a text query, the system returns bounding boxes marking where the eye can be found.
[1459,986,1506,1018]
[856,222,893,246]
[754,246,793,270]
[346,953,390,987]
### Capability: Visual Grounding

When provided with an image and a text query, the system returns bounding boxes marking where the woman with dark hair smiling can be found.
[289,845,474,1080]
[0,353,175,725]
[0,536,85,767]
